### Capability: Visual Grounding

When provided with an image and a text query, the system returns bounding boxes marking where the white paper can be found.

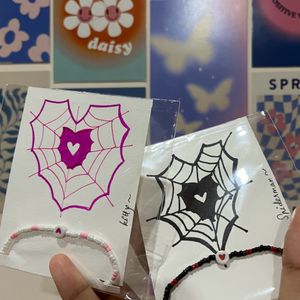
[140,116,290,300]
[0,87,152,288]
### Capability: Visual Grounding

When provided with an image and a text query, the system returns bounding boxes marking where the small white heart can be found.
[194,192,207,203]
[67,142,80,155]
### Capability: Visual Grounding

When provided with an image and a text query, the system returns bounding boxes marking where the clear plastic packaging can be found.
[138,112,298,300]
[248,111,300,211]
[0,84,179,300]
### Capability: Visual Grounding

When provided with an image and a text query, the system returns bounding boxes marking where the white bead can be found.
[215,250,229,265]
[54,225,67,238]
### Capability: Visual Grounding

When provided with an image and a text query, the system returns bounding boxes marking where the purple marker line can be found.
[30,111,60,138]
[31,147,59,150]
[45,166,66,199]
[87,150,104,174]
[53,149,58,163]
[54,162,69,183]
[38,149,50,167]
[54,116,71,132]
[110,121,116,148]
[94,149,113,180]
[88,110,129,122]
[38,126,45,149]
[86,112,112,123]
[65,182,95,199]
[66,172,89,183]
[29,160,63,178]
[61,168,70,209]
[75,107,79,132]
[86,111,129,132]
[96,126,105,150]
[83,118,98,129]
[89,144,133,153]
[80,164,114,207]
[52,133,57,149]
[45,108,68,125]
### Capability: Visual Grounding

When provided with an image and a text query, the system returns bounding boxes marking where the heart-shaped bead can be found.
[219,253,226,260]
[216,250,229,266]
[54,225,67,239]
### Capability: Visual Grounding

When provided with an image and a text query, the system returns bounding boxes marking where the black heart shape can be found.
[178,174,219,222]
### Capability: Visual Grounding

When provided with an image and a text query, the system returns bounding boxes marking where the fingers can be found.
[279,208,300,300]
[282,208,300,268]
[49,254,100,300]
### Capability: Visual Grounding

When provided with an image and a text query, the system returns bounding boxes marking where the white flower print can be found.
[91,0,134,38]
[0,19,29,58]
[13,0,49,20]
[63,0,110,38]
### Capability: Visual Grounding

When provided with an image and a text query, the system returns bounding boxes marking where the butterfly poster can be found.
[151,0,247,136]
[0,87,152,292]
[139,116,290,300]
[52,0,146,83]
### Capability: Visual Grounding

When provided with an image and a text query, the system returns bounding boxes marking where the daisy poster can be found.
[52,0,146,83]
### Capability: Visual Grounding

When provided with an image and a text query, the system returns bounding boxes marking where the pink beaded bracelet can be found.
[0,224,120,286]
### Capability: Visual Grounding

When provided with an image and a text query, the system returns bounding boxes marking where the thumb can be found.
[49,254,99,300]
[279,207,300,300]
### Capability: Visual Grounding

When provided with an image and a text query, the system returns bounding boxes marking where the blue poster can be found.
[151,0,248,135]
[253,0,300,67]
[0,0,50,63]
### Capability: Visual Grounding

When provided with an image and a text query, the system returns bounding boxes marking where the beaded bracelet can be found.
[163,245,283,300]
[0,225,120,286]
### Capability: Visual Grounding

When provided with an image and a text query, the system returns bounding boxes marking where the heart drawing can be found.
[67,142,80,155]
[30,99,130,212]
[219,253,225,260]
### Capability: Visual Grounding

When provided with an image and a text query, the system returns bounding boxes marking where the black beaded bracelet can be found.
[163,245,283,300]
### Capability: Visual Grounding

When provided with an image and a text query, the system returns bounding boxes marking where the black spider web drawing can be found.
[148,132,250,254]
[29,100,131,212]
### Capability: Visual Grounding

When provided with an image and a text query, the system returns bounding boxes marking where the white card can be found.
[0,87,152,290]
[139,116,290,300]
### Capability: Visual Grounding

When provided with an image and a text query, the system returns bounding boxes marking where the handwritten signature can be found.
[263,168,290,221]
[119,194,134,227]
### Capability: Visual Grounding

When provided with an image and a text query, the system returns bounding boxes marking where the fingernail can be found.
[292,207,298,220]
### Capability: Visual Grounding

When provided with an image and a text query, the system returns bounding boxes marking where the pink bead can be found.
[10,232,19,239]
[31,225,39,231]
[80,232,89,239]
[111,272,118,281]
[104,243,112,252]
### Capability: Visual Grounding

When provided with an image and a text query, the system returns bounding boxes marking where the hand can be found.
[50,254,119,300]
[279,207,300,300]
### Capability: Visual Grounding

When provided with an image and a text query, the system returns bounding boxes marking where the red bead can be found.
[171,279,178,286]
[246,249,252,255]
[192,263,198,270]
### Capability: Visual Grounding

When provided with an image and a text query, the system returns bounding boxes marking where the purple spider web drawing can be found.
[29,99,130,212]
